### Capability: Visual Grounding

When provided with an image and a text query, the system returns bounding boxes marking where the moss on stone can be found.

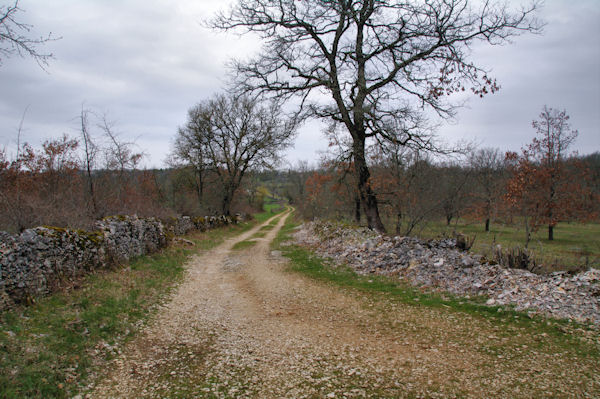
[193,216,206,225]
[75,230,105,245]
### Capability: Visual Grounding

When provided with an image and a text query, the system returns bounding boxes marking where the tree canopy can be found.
[173,94,297,215]
[213,0,543,232]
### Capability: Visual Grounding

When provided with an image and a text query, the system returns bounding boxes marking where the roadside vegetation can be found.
[254,196,286,224]
[0,215,266,399]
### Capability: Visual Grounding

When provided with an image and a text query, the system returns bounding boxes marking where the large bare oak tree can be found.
[213,0,542,232]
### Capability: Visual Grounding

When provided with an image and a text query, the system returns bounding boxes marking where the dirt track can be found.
[91,211,599,398]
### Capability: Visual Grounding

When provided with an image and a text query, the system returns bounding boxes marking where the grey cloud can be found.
[441,0,600,154]
[0,0,598,168]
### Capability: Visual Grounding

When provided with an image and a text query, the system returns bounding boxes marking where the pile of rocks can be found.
[191,215,242,232]
[166,216,195,236]
[294,221,600,325]
[162,214,242,236]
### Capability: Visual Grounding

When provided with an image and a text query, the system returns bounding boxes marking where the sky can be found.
[0,0,598,169]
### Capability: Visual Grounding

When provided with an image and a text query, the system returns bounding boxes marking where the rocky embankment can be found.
[293,221,600,325]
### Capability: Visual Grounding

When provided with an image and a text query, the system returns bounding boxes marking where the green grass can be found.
[231,240,258,250]
[273,212,600,360]
[253,197,287,224]
[235,207,288,247]
[0,221,257,399]
[414,219,600,273]
[268,217,280,226]
[253,204,284,224]
[195,222,257,250]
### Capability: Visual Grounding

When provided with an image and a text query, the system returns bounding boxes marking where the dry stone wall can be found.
[96,216,166,265]
[0,226,106,307]
[0,214,242,310]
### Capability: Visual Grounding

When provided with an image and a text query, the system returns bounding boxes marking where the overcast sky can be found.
[0,0,598,169]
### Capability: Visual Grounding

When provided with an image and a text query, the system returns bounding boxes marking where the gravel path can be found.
[90,212,599,398]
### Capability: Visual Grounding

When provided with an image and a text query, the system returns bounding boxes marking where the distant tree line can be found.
[0,105,283,233]
[282,107,599,243]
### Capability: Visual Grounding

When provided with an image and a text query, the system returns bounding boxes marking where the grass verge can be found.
[413,219,600,273]
[273,213,600,360]
[232,240,258,251]
[0,220,256,399]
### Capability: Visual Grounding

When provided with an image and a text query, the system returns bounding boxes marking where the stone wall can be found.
[0,214,243,310]
[158,215,241,236]
[96,216,167,265]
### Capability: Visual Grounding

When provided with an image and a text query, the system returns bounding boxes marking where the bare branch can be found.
[211,0,543,232]
[0,0,59,69]
[172,93,298,215]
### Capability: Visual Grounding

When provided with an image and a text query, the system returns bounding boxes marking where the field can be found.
[413,219,600,273]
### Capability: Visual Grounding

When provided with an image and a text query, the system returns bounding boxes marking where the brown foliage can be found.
[0,133,166,232]
[504,106,597,242]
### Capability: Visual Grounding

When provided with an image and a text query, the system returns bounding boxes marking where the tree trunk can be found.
[220,172,244,217]
[194,167,204,207]
[395,211,402,235]
[524,216,531,248]
[354,194,361,224]
[352,138,386,233]
[85,171,97,218]
[485,218,490,232]
[548,179,555,241]
[221,190,232,216]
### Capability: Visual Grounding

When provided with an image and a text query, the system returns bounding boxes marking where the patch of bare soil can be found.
[90,211,599,398]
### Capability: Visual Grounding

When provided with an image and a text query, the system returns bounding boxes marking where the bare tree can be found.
[284,160,312,207]
[212,0,542,232]
[0,0,57,68]
[98,114,143,208]
[469,147,505,231]
[371,143,443,235]
[99,115,142,173]
[173,94,297,216]
[435,162,471,226]
[79,106,99,217]
[171,112,209,208]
